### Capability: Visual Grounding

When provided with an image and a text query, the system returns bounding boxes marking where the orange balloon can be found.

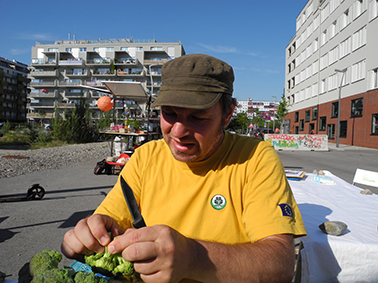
[97,96,114,112]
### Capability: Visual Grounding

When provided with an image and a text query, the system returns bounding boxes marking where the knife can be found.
[120,175,146,229]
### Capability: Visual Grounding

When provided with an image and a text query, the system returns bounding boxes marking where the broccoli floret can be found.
[85,242,134,277]
[74,271,107,283]
[29,249,62,276]
[39,268,75,283]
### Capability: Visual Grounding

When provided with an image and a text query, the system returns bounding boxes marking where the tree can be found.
[227,112,250,133]
[275,93,290,128]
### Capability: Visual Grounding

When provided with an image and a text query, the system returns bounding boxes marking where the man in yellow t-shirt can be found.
[62,54,306,283]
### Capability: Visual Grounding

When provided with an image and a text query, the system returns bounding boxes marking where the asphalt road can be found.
[1,142,377,280]
[277,143,378,194]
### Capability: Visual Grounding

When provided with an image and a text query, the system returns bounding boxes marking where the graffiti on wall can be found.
[265,134,329,151]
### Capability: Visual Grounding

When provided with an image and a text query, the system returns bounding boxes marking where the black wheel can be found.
[27,186,45,200]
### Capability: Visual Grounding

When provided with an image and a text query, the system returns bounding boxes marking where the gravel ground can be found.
[0,142,111,178]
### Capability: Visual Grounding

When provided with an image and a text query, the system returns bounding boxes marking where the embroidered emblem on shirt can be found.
[211,194,226,210]
[279,203,293,218]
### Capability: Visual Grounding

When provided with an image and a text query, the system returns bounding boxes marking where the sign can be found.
[264,134,328,151]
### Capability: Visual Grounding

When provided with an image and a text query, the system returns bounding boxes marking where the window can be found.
[66,48,72,52]
[329,21,337,39]
[136,47,143,51]
[94,47,99,52]
[106,47,114,52]
[319,116,327,131]
[48,48,59,52]
[312,107,318,120]
[327,124,335,139]
[329,46,339,65]
[372,114,378,134]
[320,78,327,93]
[332,102,339,118]
[295,126,299,134]
[339,37,351,58]
[340,9,350,30]
[369,68,378,90]
[121,47,129,51]
[320,53,328,70]
[351,60,366,82]
[300,119,304,131]
[351,98,363,117]
[369,0,378,20]
[305,110,311,122]
[353,0,366,19]
[321,29,328,46]
[309,123,315,134]
[80,48,86,52]
[340,121,348,138]
[295,111,299,122]
[352,26,367,51]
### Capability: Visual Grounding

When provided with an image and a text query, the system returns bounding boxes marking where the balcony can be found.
[92,69,115,76]
[86,59,111,66]
[58,80,83,87]
[63,90,88,98]
[31,59,57,66]
[143,58,169,65]
[29,70,58,77]
[29,90,58,98]
[27,113,54,119]
[113,58,137,65]
[28,101,55,108]
[59,59,84,66]
[65,70,88,77]
[30,81,56,87]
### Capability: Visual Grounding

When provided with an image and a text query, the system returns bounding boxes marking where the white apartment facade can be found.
[236,98,278,121]
[28,38,185,125]
[285,0,378,148]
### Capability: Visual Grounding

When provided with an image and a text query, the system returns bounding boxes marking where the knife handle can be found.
[133,217,146,229]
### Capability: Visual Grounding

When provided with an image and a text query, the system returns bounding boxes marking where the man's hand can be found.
[107,225,295,283]
[108,225,196,283]
[61,214,123,261]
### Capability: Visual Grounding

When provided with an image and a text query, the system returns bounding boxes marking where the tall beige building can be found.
[285,0,378,148]
[28,38,185,125]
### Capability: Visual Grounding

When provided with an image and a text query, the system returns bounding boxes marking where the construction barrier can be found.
[264,134,329,151]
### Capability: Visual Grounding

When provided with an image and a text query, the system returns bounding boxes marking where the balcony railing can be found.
[29,91,57,98]
[59,59,84,66]
[144,58,169,64]
[58,81,82,86]
[29,70,58,77]
[30,81,56,87]
[28,113,54,118]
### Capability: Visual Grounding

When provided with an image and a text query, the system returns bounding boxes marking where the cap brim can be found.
[151,91,223,109]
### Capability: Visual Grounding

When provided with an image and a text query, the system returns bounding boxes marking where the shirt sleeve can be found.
[242,141,306,242]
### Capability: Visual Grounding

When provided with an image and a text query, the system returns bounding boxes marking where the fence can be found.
[264,134,329,151]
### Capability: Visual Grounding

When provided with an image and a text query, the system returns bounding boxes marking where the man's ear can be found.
[223,104,235,127]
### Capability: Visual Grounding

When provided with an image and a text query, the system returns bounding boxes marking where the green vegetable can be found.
[85,233,134,277]
[85,245,134,277]
[29,249,63,277]
[74,271,108,283]
[31,267,75,283]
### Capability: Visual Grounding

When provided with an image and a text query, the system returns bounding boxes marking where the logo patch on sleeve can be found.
[279,203,293,218]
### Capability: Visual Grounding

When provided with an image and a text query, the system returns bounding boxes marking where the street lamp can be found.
[272,96,277,132]
[335,68,347,148]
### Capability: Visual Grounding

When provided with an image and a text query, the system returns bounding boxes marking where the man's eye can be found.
[192,116,206,121]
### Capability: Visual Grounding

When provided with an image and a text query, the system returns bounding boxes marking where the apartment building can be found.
[285,0,378,148]
[0,57,29,123]
[236,98,278,120]
[28,38,185,125]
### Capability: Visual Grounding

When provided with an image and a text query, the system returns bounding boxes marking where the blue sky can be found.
[0,0,306,102]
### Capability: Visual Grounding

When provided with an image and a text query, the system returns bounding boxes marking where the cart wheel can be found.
[27,185,45,200]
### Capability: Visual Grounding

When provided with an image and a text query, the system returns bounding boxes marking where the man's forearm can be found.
[187,234,295,283]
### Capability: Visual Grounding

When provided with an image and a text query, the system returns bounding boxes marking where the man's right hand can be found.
[61,214,123,261]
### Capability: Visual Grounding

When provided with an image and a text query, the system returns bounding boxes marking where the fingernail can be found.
[100,236,108,246]
[108,245,115,254]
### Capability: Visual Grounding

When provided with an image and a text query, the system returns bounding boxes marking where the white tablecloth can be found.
[289,171,378,282]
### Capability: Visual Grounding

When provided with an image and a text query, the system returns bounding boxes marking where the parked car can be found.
[257,128,274,139]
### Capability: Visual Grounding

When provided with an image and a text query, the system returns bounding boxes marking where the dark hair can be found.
[219,93,237,119]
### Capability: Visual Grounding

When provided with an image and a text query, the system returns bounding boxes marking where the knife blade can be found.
[120,175,146,229]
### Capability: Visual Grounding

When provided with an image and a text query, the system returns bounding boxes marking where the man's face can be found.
[160,101,232,163]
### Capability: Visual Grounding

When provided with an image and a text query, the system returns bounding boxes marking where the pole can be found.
[335,69,346,148]
[272,96,277,133]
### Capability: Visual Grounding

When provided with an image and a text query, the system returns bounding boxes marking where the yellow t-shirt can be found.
[95,131,306,244]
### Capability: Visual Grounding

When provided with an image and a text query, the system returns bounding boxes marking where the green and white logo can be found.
[211,194,226,210]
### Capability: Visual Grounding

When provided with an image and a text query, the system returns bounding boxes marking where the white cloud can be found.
[197,43,239,54]
[14,33,55,41]
[10,48,29,55]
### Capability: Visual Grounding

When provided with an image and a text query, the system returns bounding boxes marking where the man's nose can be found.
[171,121,190,138]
